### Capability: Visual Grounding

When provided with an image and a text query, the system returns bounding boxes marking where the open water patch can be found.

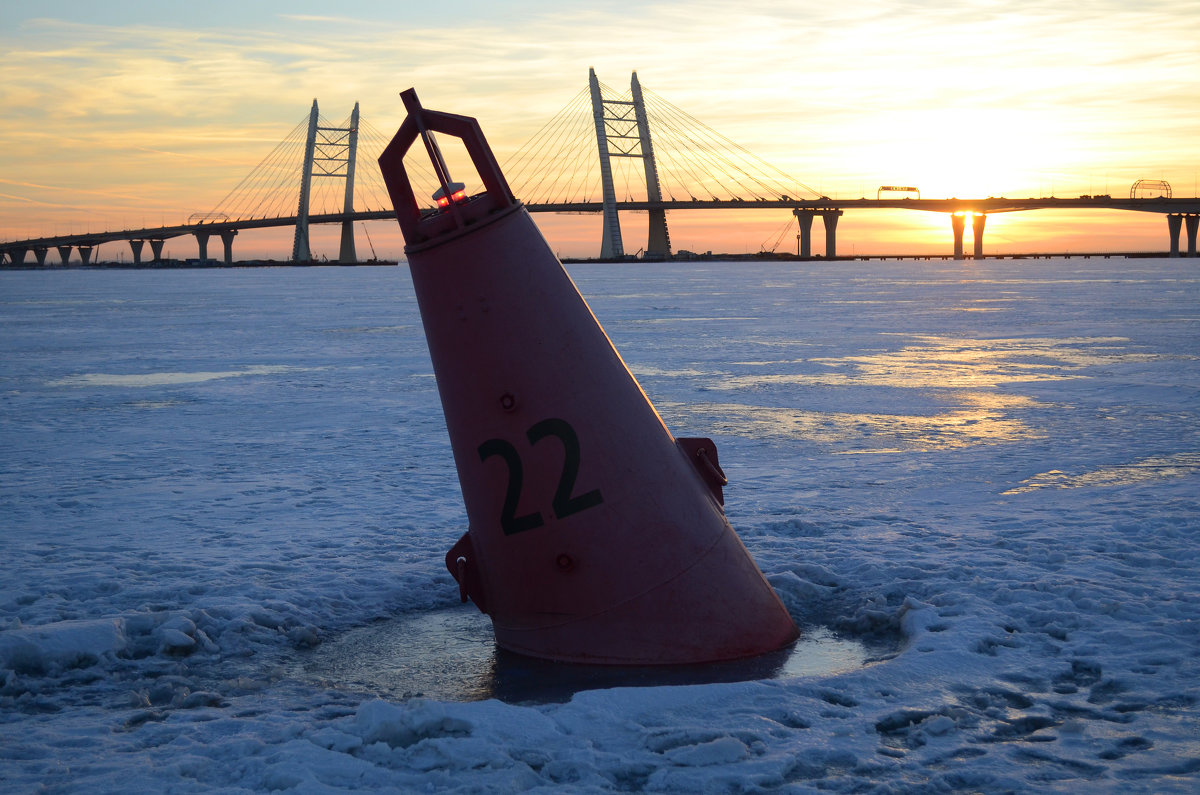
[294,605,888,704]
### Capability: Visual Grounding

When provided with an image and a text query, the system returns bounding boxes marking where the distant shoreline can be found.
[561,250,1175,263]
[0,250,1182,270]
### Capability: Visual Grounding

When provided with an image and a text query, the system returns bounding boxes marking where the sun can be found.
[861,107,1072,199]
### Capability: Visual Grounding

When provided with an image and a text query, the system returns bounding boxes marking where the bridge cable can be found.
[207,114,309,220]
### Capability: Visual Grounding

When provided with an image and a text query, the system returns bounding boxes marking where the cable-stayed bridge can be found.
[3,71,1199,266]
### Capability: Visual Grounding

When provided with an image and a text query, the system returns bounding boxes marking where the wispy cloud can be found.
[0,190,94,210]
[1,1,1197,253]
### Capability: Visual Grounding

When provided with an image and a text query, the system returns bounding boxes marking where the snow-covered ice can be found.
[1,258,1197,792]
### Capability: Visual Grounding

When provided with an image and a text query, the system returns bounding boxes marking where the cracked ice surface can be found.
[1,259,1198,792]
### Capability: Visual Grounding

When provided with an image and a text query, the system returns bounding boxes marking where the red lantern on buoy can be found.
[378,89,798,664]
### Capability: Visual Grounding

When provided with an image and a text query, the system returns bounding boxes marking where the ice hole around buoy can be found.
[293,604,900,705]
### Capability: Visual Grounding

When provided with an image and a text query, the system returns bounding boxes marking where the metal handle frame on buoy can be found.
[378,88,518,250]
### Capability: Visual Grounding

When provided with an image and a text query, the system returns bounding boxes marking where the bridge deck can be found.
[3,198,1199,255]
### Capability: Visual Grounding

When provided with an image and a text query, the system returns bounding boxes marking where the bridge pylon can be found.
[291,100,360,263]
[588,69,672,260]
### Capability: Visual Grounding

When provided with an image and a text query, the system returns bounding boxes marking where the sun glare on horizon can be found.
[859,107,1079,200]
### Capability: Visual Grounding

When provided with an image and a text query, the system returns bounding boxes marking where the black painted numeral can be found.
[526,418,605,520]
[477,438,545,536]
[477,418,604,536]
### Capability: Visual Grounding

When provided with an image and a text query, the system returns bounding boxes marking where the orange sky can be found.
[2,1,1198,261]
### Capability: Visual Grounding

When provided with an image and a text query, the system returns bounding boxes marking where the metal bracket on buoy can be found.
[455,556,468,603]
[445,532,487,613]
[677,437,728,505]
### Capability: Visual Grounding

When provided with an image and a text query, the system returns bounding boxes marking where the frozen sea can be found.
[1,257,1198,792]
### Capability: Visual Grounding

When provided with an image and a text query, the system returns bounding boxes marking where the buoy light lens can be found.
[433,182,467,208]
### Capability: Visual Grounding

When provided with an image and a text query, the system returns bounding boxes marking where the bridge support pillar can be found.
[821,210,842,258]
[1167,214,1182,257]
[631,72,671,259]
[337,222,357,263]
[589,69,625,259]
[78,246,94,266]
[794,211,814,258]
[9,248,28,266]
[129,240,145,265]
[951,214,966,259]
[972,213,987,260]
[338,102,361,264]
[1185,215,1199,257]
[195,231,211,264]
[292,100,320,262]
[220,230,238,265]
[57,245,72,265]
[149,239,166,263]
[33,248,48,266]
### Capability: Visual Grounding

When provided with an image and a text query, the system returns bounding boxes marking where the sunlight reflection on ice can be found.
[679,395,1043,451]
[1003,453,1200,494]
[713,335,1155,391]
[625,316,759,325]
[49,365,309,388]
[649,335,1170,451]
[630,364,712,378]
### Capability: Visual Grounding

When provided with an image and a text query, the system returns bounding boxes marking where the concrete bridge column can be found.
[9,248,28,266]
[78,245,94,266]
[1185,215,1199,257]
[149,239,166,263]
[220,230,238,265]
[56,245,72,265]
[129,240,145,265]
[972,213,987,260]
[951,214,966,259]
[195,231,210,263]
[794,211,814,258]
[821,210,842,258]
[33,248,49,266]
[1167,214,1182,257]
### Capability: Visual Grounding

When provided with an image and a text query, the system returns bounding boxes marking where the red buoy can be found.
[378,89,798,664]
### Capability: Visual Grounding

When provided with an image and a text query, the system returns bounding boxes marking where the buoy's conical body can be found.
[380,90,798,664]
